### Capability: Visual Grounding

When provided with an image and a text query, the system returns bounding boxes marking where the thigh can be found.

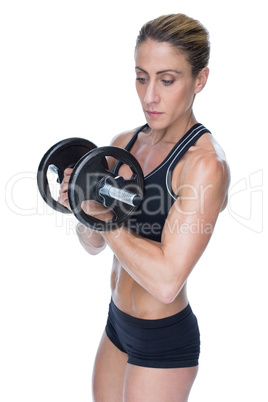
[92,331,128,402]
[123,364,198,402]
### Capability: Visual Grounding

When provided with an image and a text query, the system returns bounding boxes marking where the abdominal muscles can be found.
[110,255,188,319]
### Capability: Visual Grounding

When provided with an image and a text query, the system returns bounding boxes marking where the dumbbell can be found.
[37,138,144,231]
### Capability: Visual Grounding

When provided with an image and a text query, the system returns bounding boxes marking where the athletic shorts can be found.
[105,299,200,369]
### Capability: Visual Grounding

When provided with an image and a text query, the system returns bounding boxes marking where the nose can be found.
[144,81,160,105]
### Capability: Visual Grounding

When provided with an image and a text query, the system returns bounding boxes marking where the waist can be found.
[109,298,192,327]
[111,262,188,319]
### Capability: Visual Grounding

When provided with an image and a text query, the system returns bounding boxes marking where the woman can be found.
[59,13,230,402]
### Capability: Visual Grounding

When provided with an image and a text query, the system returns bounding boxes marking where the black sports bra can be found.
[113,123,211,242]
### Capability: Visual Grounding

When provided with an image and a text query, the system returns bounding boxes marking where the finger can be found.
[62,177,69,187]
[62,175,70,184]
[58,192,70,209]
[59,183,68,194]
[58,192,66,204]
[64,168,73,176]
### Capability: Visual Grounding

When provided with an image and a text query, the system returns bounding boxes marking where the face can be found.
[135,39,208,131]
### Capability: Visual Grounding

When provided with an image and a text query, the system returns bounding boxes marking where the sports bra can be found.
[113,123,211,242]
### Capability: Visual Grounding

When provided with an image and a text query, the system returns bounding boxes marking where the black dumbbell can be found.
[37,138,144,231]
[37,138,97,213]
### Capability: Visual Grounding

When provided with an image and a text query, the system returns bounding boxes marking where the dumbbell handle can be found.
[99,182,142,208]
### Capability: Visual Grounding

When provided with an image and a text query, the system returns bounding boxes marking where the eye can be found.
[136,77,147,84]
[162,79,174,86]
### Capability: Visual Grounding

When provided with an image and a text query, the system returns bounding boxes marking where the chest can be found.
[117,140,181,178]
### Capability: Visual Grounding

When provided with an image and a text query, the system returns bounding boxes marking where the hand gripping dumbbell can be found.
[37,138,144,231]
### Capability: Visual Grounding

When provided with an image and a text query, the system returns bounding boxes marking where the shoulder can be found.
[182,133,229,184]
[110,126,140,148]
[176,133,231,210]
[106,126,144,169]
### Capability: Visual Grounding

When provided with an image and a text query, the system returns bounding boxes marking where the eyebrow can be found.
[135,66,182,75]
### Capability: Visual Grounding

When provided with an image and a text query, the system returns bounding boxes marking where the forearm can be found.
[76,223,107,255]
[102,228,183,303]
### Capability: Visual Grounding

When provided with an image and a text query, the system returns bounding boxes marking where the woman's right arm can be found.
[58,130,135,255]
[76,223,107,255]
[58,168,107,256]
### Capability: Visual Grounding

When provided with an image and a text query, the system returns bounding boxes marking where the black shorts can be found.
[105,299,200,369]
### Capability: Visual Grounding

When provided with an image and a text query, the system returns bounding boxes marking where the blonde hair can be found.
[136,14,210,77]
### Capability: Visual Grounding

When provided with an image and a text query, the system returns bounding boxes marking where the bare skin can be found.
[58,39,230,401]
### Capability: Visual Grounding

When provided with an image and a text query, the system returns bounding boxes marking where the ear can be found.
[194,67,209,94]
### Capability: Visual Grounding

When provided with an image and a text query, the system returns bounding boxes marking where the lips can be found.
[146,110,163,118]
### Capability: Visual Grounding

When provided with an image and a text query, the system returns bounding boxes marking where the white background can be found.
[1,0,267,401]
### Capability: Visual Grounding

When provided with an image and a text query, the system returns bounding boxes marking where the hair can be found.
[135,13,210,77]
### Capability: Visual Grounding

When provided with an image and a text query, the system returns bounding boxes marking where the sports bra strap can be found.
[112,124,148,174]
[112,123,210,177]
[167,124,211,175]
[124,124,148,152]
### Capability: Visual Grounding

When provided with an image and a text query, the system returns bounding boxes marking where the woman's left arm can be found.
[102,155,230,304]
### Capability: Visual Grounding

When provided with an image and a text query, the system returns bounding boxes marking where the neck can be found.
[147,111,197,145]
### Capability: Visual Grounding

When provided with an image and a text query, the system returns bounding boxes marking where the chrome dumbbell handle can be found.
[99,183,141,207]
[98,176,142,208]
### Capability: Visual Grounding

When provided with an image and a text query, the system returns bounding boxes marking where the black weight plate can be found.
[37,137,97,213]
[68,146,144,231]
